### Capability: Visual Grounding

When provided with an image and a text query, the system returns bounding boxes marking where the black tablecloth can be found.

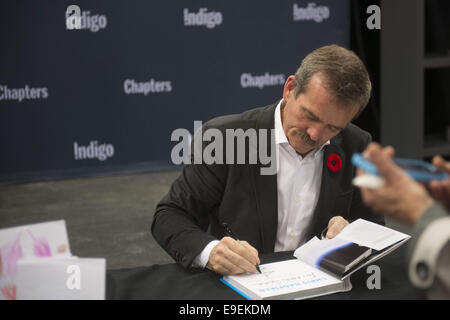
[106,245,419,300]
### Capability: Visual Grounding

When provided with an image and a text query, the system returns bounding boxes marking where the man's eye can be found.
[329,126,340,133]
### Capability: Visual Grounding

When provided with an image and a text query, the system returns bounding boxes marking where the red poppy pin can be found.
[327,153,342,173]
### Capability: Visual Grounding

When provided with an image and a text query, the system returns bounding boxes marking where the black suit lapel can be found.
[251,103,278,253]
[251,166,277,253]
[306,140,347,240]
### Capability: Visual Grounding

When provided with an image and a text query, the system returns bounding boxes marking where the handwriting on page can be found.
[230,260,340,296]
[253,268,328,294]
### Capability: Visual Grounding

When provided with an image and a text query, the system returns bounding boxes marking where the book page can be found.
[224,259,342,299]
[336,219,410,251]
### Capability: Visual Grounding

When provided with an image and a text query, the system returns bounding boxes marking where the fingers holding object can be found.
[326,216,349,239]
[208,237,258,275]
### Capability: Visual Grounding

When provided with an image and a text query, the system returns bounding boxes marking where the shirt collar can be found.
[274,99,330,157]
[274,100,288,145]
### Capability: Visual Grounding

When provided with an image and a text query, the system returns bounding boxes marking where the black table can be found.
[106,245,419,300]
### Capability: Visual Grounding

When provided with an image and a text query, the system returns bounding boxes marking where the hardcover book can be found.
[222,219,410,300]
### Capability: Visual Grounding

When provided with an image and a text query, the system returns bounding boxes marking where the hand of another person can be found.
[427,155,450,212]
[326,216,349,238]
[207,237,260,275]
[358,143,434,225]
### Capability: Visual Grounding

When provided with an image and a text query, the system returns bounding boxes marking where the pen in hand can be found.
[221,222,262,274]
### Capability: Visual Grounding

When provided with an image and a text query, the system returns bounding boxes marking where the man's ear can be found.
[283,75,296,102]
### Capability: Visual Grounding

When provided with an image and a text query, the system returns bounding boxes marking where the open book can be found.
[221,219,410,300]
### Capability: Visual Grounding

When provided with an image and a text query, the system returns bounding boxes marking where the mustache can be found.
[294,129,318,147]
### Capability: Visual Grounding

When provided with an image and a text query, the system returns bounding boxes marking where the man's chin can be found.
[292,145,315,157]
[288,135,317,155]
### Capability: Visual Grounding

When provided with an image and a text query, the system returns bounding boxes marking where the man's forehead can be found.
[300,103,355,129]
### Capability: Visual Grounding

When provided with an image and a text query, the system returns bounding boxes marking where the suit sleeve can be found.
[407,203,450,297]
[348,130,385,226]
[151,125,228,269]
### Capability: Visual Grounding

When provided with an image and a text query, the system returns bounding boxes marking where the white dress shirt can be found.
[192,100,329,268]
[273,100,329,251]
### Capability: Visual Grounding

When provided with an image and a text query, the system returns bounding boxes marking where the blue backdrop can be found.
[0,0,350,182]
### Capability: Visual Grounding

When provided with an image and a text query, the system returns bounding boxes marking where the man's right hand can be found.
[207,237,260,275]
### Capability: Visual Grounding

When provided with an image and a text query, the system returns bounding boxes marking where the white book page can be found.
[336,219,410,251]
[225,259,342,299]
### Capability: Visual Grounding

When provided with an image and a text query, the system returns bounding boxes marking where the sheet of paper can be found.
[0,220,73,300]
[336,219,410,251]
[225,259,342,299]
[0,220,71,278]
[11,257,106,300]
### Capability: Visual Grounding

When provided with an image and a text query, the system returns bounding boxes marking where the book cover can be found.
[318,243,372,277]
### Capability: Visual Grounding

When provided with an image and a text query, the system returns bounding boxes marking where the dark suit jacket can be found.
[152,103,385,269]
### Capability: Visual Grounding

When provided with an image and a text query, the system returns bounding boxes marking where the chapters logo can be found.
[124,78,173,95]
[73,141,114,161]
[0,84,48,102]
[183,8,223,29]
[240,73,285,89]
[293,3,330,23]
[66,5,108,32]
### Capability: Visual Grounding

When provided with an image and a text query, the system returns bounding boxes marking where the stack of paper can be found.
[0,220,105,300]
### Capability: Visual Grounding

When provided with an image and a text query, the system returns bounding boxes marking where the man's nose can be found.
[306,124,325,142]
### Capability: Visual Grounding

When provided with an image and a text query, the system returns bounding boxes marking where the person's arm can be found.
[191,240,220,269]
[151,122,260,274]
[407,203,450,298]
[356,143,450,297]
[357,143,433,225]
[151,159,226,269]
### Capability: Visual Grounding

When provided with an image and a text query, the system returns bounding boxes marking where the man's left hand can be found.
[326,216,349,238]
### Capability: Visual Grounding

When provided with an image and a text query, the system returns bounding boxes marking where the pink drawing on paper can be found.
[1,284,17,300]
[0,229,53,278]
[27,230,52,257]
[0,227,58,300]
[0,233,24,276]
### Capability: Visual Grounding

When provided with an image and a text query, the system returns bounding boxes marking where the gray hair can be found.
[294,45,372,117]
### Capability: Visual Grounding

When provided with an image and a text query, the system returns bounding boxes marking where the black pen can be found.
[221,222,262,274]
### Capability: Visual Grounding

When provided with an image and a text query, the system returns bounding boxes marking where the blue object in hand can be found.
[351,153,449,182]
